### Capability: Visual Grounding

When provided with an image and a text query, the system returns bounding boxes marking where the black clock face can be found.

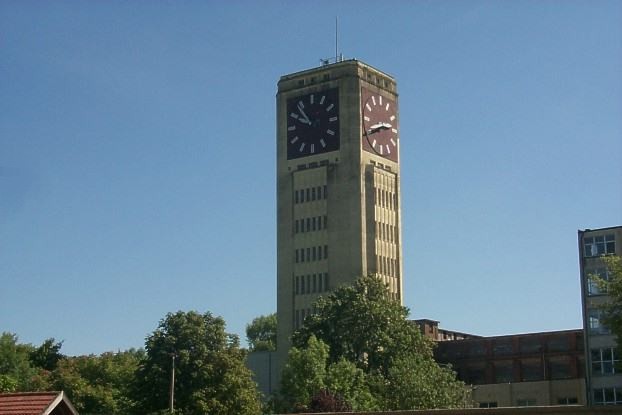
[286,88,340,160]
[362,88,398,162]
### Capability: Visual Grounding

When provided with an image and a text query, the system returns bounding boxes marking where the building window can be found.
[494,363,513,383]
[493,339,513,356]
[521,360,543,381]
[311,187,316,200]
[550,359,571,379]
[324,273,329,291]
[588,309,610,335]
[517,399,536,407]
[584,234,616,257]
[557,397,578,405]
[323,185,327,198]
[317,186,322,200]
[588,268,610,296]
[479,402,498,408]
[594,387,622,405]
[592,348,620,376]
[466,366,486,384]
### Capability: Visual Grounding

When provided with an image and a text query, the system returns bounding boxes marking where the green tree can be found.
[597,255,622,340]
[280,335,328,411]
[29,338,64,371]
[51,349,143,414]
[290,276,466,410]
[245,313,276,352]
[134,310,261,415]
[0,332,36,392]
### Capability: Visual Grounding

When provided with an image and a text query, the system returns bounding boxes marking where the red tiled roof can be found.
[0,392,77,415]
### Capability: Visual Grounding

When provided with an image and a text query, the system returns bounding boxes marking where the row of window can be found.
[295,273,329,295]
[376,221,397,243]
[463,358,577,384]
[375,187,396,210]
[377,255,398,278]
[295,216,327,233]
[294,185,327,204]
[594,387,622,405]
[480,397,576,408]
[294,308,314,330]
[295,246,328,263]
[587,268,610,296]
[591,347,620,376]
[584,234,616,257]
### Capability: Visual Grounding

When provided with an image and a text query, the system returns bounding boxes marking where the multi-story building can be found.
[275,59,404,370]
[579,225,622,406]
[434,329,586,407]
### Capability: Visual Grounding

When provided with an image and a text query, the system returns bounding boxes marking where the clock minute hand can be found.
[367,122,392,134]
[297,104,311,125]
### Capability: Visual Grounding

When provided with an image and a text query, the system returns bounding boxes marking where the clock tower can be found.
[276,59,403,367]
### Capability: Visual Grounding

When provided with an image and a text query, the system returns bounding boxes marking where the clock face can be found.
[286,88,340,160]
[361,88,398,162]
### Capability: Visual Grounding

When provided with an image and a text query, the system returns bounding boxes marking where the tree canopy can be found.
[134,310,261,415]
[246,313,277,352]
[286,276,467,411]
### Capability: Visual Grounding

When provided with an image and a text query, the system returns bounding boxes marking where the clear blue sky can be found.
[1,1,621,356]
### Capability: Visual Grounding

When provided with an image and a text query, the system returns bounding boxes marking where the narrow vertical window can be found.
[306,188,310,201]
[295,220,299,233]
[306,218,311,232]
[295,249,299,263]
[312,217,317,231]
[324,273,329,290]
[306,248,310,261]
[318,273,323,292]
[301,249,305,262]
[300,189,305,203]
[323,185,328,198]
[313,274,317,292]
[301,276,305,293]
[295,276,300,294]
[306,275,311,294]
[311,187,316,200]
[295,190,299,204]
[318,216,322,229]
[317,186,322,199]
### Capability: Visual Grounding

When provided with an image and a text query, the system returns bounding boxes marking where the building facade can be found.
[434,329,586,407]
[276,59,403,365]
[579,226,622,405]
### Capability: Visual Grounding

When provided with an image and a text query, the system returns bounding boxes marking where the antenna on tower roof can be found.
[335,16,339,63]
[320,16,343,66]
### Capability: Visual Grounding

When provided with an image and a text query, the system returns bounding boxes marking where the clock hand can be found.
[367,122,393,134]
[297,104,311,125]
